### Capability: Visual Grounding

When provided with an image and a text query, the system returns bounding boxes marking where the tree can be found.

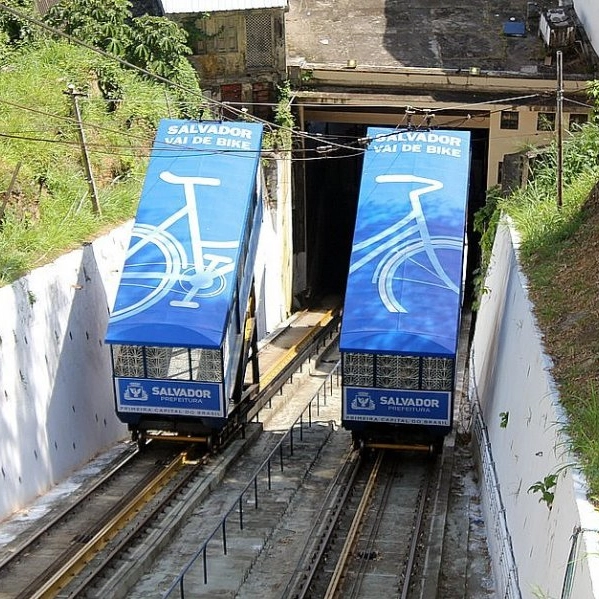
[44,0,132,56]
[43,0,200,97]
[0,0,39,50]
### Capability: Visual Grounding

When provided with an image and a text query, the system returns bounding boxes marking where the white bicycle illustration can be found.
[349,174,464,313]
[111,171,239,322]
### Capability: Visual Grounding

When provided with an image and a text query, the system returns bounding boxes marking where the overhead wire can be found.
[0,96,365,162]
[0,2,364,156]
[0,2,595,161]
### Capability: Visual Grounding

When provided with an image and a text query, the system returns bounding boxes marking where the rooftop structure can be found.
[285,0,597,78]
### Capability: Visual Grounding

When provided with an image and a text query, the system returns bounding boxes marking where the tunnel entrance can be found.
[302,122,366,300]
[298,121,489,308]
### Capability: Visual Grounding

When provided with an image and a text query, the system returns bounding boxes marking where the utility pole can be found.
[556,50,563,209]
[65,84,101,216]
[0,162,21,225]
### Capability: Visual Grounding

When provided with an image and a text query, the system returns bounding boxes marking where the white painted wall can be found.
[0,172,290,522]
[255,154,294,335]
[574,0,599,57]
[0,227,130,520]
[470,220,599,599]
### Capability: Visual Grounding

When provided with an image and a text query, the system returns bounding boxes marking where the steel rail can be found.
[323,450,385,599]
[0,443,139,573]
[281,447,363,599]
[162,362,342,598]
[399,461,435,599]
[19,453,186,599]
[3,306,340,598]
[345,456,398,598]
[62,451,214,597]
[67,311,339,598]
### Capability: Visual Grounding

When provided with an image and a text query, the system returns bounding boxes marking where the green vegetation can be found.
[477,114,599,503]
[263,80,295,151]
[0,0,202,285]
[528,474,558,510]
[0,0,294,286]
[0,39,179,283]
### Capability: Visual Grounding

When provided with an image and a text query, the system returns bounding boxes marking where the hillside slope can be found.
[522,180,599,502]
[0,40,180,285]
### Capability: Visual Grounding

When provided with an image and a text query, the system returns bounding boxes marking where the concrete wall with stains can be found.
[0,228,129,520]
[0,157,292,520]
[470,219,599,599]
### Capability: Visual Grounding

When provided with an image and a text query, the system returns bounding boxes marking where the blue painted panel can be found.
[343,387,451,426]
[115,378,224,417]
[339,128,471,357]
[105,120,263,348]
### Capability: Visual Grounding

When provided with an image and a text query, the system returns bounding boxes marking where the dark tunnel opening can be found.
[300,121,489,308]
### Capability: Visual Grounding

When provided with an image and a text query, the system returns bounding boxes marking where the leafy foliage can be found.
[499,121,599,258]
[42,0,198,96]
[528,474,558,510]
[0,0,208,284]
[127,15,202,116]
[44,0,132,55]
[0,40,186,285]
[471,185,501,307]
[0,0,39,50]
[263,80,295,151]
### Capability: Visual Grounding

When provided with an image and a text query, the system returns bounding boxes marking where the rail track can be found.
[0,443,196,599]
[0,300,476,598]
[288,449,440,599]
[0,304,341,599]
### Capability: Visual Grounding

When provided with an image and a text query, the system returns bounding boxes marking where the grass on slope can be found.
[496,122,599,504]
[0,40,180,285]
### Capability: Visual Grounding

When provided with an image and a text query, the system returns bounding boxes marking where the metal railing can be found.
[471,400,522,599]
[162,362,341,599]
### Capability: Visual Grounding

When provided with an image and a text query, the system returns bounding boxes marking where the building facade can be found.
[159,0,288,119]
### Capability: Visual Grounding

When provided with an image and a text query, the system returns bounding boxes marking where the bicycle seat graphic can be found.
[111,171,239,322]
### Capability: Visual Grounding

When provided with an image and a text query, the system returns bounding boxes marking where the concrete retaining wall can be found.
[470,220,599,599]
[0,158,292,521]
[0,228,130,519]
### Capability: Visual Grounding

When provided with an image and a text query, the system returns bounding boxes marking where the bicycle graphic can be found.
[349,174,463,314]
[111,171,239,322]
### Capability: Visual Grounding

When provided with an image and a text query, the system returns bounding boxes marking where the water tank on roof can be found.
[539,7,575,48]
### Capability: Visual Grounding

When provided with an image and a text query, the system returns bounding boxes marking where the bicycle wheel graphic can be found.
[110,223,187,322]
[111,224,231,321]
[375,236,463,313]
[174,258,228,306]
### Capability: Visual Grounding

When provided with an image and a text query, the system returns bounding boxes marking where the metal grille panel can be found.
[246,13,273,68]
[113,345,223,382]
[145,346,172,379]
[377,355,420,389]
[192,348,223,382]
[421,357,454,390]
[113,345,144,377]
[343,353,374,387]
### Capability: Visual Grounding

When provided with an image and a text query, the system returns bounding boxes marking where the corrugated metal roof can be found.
[160,0,287,14]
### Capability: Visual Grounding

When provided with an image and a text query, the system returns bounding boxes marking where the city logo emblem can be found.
[351,391,375,411]
[124,382,148,401]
